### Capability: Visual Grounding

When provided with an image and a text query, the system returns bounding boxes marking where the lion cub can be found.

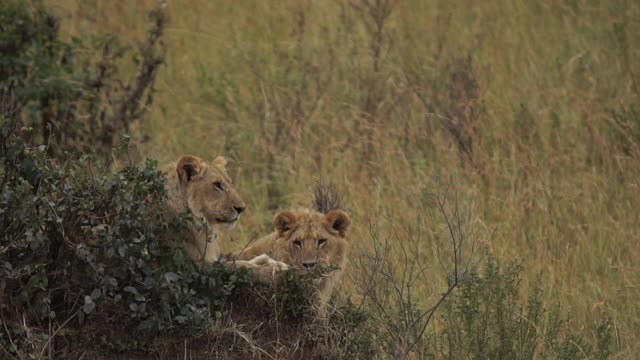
[161,154,288,282]
[235,208,351,307]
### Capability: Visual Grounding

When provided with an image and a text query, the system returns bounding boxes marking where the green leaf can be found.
[82,296,95,314]
[90,288,102,300]
[164,272,180,283]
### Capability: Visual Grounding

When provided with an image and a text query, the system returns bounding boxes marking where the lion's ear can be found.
[274,211,297,236]
[177,155,207,184]
[325,210,350,238]
[212,156,227,169]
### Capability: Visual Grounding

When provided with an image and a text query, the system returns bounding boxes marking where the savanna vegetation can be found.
[1,0,638,358]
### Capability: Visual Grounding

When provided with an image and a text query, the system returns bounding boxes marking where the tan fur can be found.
[161,155,288,281]
[236,208,351,307]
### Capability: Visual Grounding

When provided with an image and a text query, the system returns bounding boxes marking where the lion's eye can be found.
[213,181,225,191]
[318,238,327,247]
[293,240,302,247]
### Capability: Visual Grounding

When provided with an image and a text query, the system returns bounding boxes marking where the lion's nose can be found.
[303,262,317,269]
[234,205,246,214]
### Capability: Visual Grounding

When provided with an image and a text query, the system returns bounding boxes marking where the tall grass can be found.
[48,0,640,357]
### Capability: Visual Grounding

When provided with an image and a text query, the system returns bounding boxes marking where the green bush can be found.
[434,257,614,360]
[0,0,58,86]
[351,205,615,359]
[0,0,165,161]
[0,122,252,355]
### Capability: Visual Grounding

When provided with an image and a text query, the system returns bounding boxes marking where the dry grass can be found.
[47,0,640,357]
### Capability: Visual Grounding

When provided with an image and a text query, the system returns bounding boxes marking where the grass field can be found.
[48,0,640,357]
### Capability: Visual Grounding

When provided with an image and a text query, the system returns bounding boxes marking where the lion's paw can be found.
[248,255,290,284]
[249,254,289,270]
[267,258,290,272]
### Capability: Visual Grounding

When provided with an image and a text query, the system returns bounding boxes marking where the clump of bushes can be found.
[0,121,244,356]
[349,193,615,359]
[435,258,613,360]
[353,252,614,359]
[0,0,165,161]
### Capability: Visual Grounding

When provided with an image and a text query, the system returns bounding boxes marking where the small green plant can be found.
[434,257,614,360]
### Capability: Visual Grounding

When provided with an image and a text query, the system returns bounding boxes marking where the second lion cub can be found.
[234,208,351,307]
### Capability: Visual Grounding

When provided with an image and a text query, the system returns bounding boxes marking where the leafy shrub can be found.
[0,0,165,161]
[434,257,614,360]
[0,0,58,87]
[0,122,250,356]
[348,189,615,359]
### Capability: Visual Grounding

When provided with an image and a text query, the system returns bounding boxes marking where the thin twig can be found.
[38,310,80,359]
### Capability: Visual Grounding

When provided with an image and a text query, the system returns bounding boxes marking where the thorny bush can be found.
[0,120,253,357]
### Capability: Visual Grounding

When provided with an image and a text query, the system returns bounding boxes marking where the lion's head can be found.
[173,154,246,229]
[271,208,350,269]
